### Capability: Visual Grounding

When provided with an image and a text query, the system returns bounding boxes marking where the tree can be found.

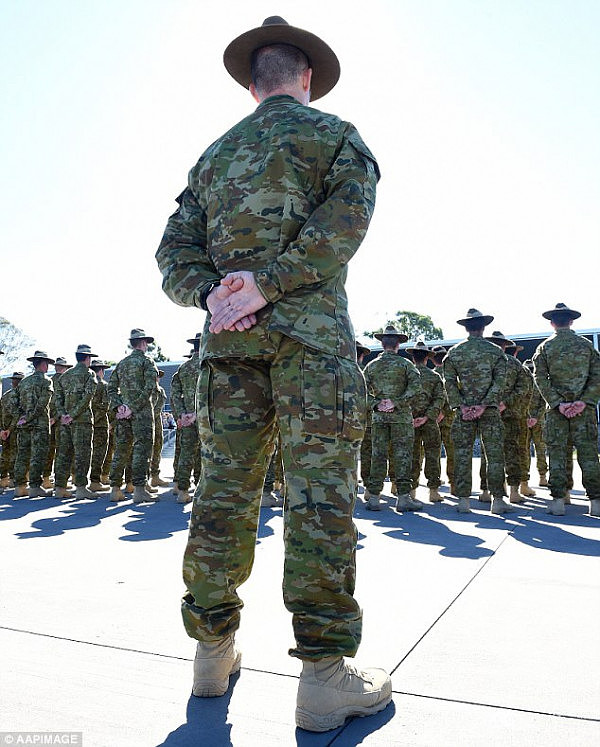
[365,310,443,342]
[0,316,35,375]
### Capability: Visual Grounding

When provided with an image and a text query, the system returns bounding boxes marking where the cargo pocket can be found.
[337,357,366,442]
[195,361,214,435]
[301,348,338,436]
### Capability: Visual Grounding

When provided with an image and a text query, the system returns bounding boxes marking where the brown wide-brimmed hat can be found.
[431,345,447,358]
[457,308,494,327]
[10,371,24,380]
[506,341,524,353]
[405,340,433,355]
[54,356,72,368]
[183,348,195,359]
[223,16,340,101]
[129,328,154,343]
[90,359,108,370]
[75,344,97,358]
[542,302,581,321]
[26,350,55,364]
[356,341,371,358]
[373,325,409,343]
[485,330,512,346]
[186,332,202,345]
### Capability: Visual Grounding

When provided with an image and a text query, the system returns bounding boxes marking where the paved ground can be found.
[1,458,599,746]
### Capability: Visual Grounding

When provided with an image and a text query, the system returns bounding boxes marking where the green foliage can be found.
[0,316,35,375]
[365,310,443,342]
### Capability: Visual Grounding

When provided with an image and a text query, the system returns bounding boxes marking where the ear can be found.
[302,67,313,93]
[249,83,261,103]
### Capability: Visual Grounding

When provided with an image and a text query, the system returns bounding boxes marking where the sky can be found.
[1,0,599,369]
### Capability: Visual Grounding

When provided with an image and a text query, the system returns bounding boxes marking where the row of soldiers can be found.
[358,303,600,518]
[0,329,204,506]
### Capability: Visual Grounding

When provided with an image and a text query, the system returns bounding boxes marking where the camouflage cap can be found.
[129,328,155,343]
[405,340,433,355]
[542,302,581,321]
[373,325,409,343]
[26,350,56,364]
[431,345,448,356]
[90,359,108,370]
[186,332,202,344]
[456,308,494,327]
[485,330,512,346]
[10,371,24,380]
[75,344,97,357]
[223,16,340,101]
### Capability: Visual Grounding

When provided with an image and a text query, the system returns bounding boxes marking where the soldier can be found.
[362,325,422,512]
[14,351,54,497]
[443,310,511,514]
[524,359,548,486]
[150,369,170,488]
[0,371,24,490]
[505,341,536,498]
[53,344,98,500]
[533,303,600,516]
[108,329,158,504]
[356,341,371,494]
[407,341,445,503]
[43,356,72,490]
[155,16,391,731]
[89,360,111,492]
[484,331,532,504]
[431,345,455,491]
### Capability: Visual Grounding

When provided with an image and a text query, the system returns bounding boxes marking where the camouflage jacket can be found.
[92,378,110,428]
[363,351,422,423]
[108,349,158,413]
[152,384,167,423]
[54,362,97,425]
[533,328,600,408]
[434,364,455,426]
[501,356,532,417]
[443,336,506,409]
[156,94,379,362]
[1,387,19,430]
[170,354,200,418]
[15,370,53,428]
[412,364,445,421]
[48,372,64,422]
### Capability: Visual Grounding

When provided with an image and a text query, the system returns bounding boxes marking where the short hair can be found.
[193,340,200,353]
[251,44,309,96]
[464,319,487,333]
[411,350,429,364]
[75,352,88,363]
[130,338,145,350]
[381,335,400,349]
[549,311,573,327]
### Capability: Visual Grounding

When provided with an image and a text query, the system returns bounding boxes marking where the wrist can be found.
[198,280,220,311]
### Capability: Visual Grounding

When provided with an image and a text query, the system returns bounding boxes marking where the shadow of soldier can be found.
[0,491,61,522]
[14,498,130,539]
[294,700,396,746]
[505,511,600,557]
[120,498,191,541]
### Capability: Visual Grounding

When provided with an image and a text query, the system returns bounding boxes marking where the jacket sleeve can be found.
[533,348,562,409]
[482,354,506,407]
[69,372,97,420]
[426,376,445,421]
[128,360,158,413]
[443,358,462,410]
[107,366,124,411]
[170,372,184,419]
[28,378,53,422]
[400,362,422,403]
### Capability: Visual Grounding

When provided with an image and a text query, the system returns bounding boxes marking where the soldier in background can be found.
[431,345,455,492]
[150,369,170,488]
[524,359,548,486]
[406,341,444,503]
[53,344,98,500]
[505,341,536,498]
[89,360,111,492]
[363,325,422,512]
[533,303,600,516]
[356,341,371,494]
[108,329,159,504]
[43,356,72,490]
[14,351,54,497]
[443,310,511,515]
[0,371,24,490]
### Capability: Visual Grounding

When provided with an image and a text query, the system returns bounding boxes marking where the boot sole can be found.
[295,691,392,732]
[192,654,242,697]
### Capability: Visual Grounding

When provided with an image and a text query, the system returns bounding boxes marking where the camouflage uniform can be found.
[443,337,506,498]
[54,363,97,488]
[527,380,548,477]
[362,352,421,496]
[150,381,167,478]
[434,363,455,484]
[533,328,600,501]
[14,371,53,489]
[108,349,157,487]
[411,363,444,490]
[43,374,61,482]
[156,94,378,659]
[90,375,110,484]
[0,383,20,480]
[170,354,201,492]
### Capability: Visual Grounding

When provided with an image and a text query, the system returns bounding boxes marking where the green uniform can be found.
[533,328,600,501]
[108,349,157,488]
[54,363,97,489]
[362,351,422,496]
[14,371,53,489]
[411,364,444,490]
[0,386,20,479]
[434,363,455,484]
[90,377,110,484]
[43,372,62,480]
[150,383,167,478]
[527,379,548,477]
[170,354,201,492]
[444,336,506,499]
[156,94,378,660]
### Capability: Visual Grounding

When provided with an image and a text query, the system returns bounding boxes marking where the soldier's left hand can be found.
[208,271,267,334]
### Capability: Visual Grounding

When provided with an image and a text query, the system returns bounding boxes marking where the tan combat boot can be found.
[110,487,127,502]
[509,485,525,504]
[428,487,443,502]
[519,481,536,497]
[396,493,423,512]
[100,473,110,485]
[54,487,73,499]
[364,489,382,511]
[390,481,398,496]
[564,491,572,505]
[457,497,471,513]
[133,485,158,504]
[539,473,548,487]
[124,482,134,494]
[28,486,51,498]
[296,656,392,732]
[145,482,158,493]
[89,481,110,492]
[546,497,565,516]
[0,476,9,489]
[42,477,54,490]
[491,497,514,514]
[409,488,416,500]
[151,475,171,487]
[176,489,192,504]
[589,499,600,517]
[74,486,98,500]
[479,490,492,503]
[449,483,456,496]
[15,485,28,497]
[192,635,241,697]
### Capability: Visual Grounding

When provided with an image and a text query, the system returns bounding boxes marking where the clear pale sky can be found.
[1,0,598,369]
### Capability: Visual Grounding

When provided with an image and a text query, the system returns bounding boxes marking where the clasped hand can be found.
[558,401,586,418]
[461,404,486,421]
[207,272,268,334]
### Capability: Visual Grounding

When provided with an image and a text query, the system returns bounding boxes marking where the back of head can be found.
[251,43,309,98]
[464,319,486,333]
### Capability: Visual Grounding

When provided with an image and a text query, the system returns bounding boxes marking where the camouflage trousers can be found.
[366,419,414,496]
[43,423,58,479]
[544,407,600,500]
[90,424,109,483]
[173,428,181,477]
[502,414,528,486]
[182,335,365,661]
[359,425,372,483]
[264,432,284,490]
[526,422,548,476]
[150,415,163,477]
[15,425,49,488]
[54,423,93,488]
[411,420,442,489]
[102,427,114,478]
[175,423,200,491]
[109,407,154,487]
[452,408,505,498]
[0,432,18,478]
[439,417,454,483]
